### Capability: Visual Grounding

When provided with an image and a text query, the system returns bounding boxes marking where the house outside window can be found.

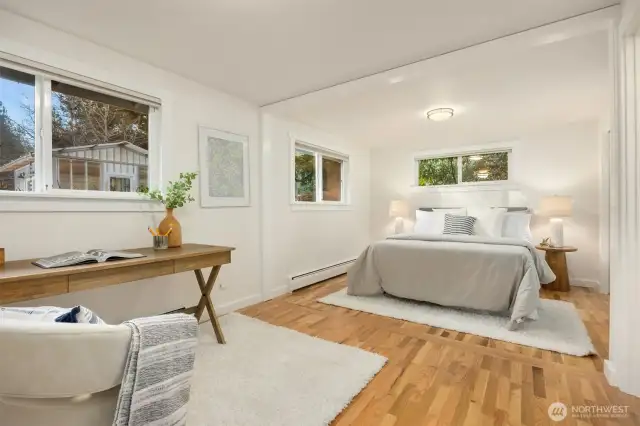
[0,58,160,200]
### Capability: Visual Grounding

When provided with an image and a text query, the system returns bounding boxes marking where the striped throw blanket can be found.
[113,314,199,426]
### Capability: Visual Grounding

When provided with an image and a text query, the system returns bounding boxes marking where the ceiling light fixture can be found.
[426,108,454,122]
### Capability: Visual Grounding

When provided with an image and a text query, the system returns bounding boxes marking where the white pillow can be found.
[433,208,467,215]
[502,212,533,242]
[414,208,466,234]
[467,207,506,238]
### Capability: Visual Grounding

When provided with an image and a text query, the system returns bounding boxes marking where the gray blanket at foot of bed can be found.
[347,234,556,325]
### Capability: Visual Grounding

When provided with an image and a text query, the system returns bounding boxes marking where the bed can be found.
[347,207,556,329]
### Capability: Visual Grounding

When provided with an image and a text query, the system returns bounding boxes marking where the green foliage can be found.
[138,172,197,209]
[418,153,509,186]
[461,152,508,182]
[294,151,315,201]
[418,157,457,186]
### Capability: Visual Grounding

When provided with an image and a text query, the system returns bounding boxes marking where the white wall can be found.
[0,10,263,322]
[370,120,602,287]
[260,113,370,298]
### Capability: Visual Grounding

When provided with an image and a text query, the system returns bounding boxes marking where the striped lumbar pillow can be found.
[443,213,477,235]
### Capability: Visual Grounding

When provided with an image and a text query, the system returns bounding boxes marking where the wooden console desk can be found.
[0,243,234,344]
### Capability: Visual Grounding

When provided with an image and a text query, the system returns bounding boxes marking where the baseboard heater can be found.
[289,259,356,291]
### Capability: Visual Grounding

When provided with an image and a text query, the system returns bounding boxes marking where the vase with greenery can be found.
[138,172,197,248]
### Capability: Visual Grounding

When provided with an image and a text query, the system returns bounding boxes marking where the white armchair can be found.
[0,319,132,426]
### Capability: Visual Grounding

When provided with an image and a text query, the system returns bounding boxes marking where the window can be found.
[322,157,342,202]
[0,66,35,192]
[417,156,458,186]
[109,176,132,192]
[0,58,159,199]
[293,141,348,205]
[461,151,508,182]
[294,147,316,202]
[416,149,510,187]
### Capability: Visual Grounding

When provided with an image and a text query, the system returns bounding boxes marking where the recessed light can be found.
[426,108,454,121]
[389,76,405,84]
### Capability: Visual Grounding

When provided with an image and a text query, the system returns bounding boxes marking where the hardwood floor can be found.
[239,276,640,425]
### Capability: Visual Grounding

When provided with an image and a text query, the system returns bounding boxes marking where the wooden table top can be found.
[535,245,578,252]
[0,244,235,283]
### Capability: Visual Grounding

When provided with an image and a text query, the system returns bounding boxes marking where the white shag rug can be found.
[319,289,595,357]
[187,313,387,426]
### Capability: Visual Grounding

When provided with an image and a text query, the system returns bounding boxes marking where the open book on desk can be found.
[33,249,145,269]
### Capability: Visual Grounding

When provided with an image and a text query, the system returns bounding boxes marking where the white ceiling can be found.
[264,10,612,148]
[0,0,618,106]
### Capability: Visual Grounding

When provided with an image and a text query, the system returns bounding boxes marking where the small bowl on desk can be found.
[153,235,169,250]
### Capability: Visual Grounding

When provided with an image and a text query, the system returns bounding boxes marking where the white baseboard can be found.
[604,360,640,397]
[604,360,617,387]
[215,294,263,316]
[570,278,600,290]
[266,285,290,300]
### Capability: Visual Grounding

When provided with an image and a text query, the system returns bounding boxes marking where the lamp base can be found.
[550,218,564,247]
[394,217,404,234]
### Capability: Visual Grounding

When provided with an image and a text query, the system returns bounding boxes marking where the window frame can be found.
[413,144,514,190]
[290,136,350,209]
[0,54,162,210]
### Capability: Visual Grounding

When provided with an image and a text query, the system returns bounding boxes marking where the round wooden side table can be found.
[535,245,578,292]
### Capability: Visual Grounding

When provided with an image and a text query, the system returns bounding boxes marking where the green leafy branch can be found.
[138,172,197,209]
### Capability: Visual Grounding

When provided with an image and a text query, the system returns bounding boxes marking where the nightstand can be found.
[535,245,578,292]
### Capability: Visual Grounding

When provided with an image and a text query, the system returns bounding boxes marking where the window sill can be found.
[291,202,353,211]
[0,191,164,212]
[410,182,518,193]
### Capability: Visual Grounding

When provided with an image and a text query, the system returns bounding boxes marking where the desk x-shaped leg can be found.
[194,266,226,344]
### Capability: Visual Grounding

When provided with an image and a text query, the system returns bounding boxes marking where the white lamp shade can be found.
[539,196,573,217]
[389,200,409,218]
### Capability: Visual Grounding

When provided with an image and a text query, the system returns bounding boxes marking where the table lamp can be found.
[539,195,573,247]
[389,200,409,234]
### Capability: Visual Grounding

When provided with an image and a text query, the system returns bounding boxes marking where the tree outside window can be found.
[417,157,458,186]
[417,151,509,186]
[295,149,315,201]
[461,152,508,182]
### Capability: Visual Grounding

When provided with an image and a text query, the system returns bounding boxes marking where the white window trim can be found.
[412,142,517,192]
[0,55,163,212]
[290,135,351,210]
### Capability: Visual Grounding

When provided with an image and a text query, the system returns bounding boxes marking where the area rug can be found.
[319,289,595,356]
[187,313,387,426]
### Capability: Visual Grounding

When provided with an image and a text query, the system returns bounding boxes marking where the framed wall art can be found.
[198,126,250,207]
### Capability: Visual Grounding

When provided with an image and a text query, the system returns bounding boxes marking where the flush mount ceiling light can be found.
[426,108,454,122]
